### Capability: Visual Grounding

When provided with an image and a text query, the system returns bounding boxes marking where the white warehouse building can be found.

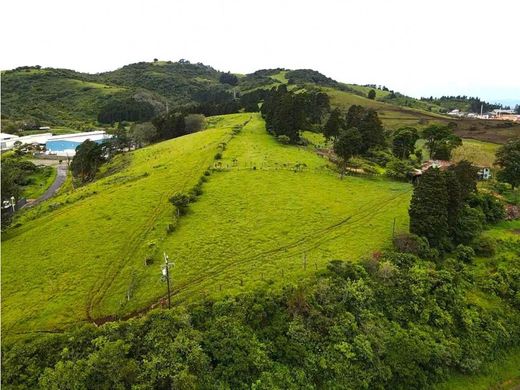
[45,131,111,156]
[1,130,111,156]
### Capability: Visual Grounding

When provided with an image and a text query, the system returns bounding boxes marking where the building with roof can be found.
[1,132,53,151]
[45,131,111,156]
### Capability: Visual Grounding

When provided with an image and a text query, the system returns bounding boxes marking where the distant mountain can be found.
[5,60,517,141]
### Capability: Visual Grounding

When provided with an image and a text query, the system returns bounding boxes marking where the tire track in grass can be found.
[91,186,410,325]
[162,187,411,303]
[86,140,231,320]
[87,126,243,320]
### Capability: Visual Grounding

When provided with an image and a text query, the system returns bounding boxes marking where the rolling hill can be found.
[1,113,412,336]
[4,61,519,143]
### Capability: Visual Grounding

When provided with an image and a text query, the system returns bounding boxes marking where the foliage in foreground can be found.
[3,244,519,389]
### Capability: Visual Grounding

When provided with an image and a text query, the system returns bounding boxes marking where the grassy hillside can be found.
[1,114,239,335]
[2,113,411,337]
[98,60,226,103]
[3,62,519,143]
[326,87,448,131]
[1,68,129,127]
[451,139,500,167]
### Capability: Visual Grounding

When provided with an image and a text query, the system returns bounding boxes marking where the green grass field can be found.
[2,113,412,338]
[22,165,57,199]
[451,139,500,167]
[1,115,239,336]
[325,87,448,130]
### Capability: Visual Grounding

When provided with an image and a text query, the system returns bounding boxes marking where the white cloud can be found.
[1,0,519,101]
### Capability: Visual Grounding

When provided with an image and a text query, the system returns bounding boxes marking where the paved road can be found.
[30,163,68,206]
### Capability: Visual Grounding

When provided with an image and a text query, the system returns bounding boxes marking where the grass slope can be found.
[1,68,128,126]
[1,114,241,336]
[434,347,520,390]
[125,114,411,309]
[22,165,57,199]
[452,139,500,167]
[2,113,412,337]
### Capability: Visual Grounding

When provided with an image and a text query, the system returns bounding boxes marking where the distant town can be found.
[447,108,520,121]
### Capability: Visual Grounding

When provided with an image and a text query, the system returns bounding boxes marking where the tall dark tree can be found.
[333,127,363,178]
[261,86,308,143]
[495,138,520,189]
[409,168,449,248]
[422,125,462,160]
[345,105,365,129]
[344,106,385,153]
[367,89,376,100]
[219,72,238,86]
[323,108,343,141]
[306,92,330,124]
[392,127,419,159]
[449,160,478,200]
[152,112,187,140]
[358,109,385,152]
[70,140,106,183]
[444,170,463,236]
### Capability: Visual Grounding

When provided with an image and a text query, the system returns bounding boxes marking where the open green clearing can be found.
[22,165,57,199]
[2,113,411,337]
[1,115,239,336]
[452,139,500,167]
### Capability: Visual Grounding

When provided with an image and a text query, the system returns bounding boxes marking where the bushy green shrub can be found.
[455,244,475,263]
[214,152,222,160]
[169,193,191,215]
[471,236,496,257]
[385,158,413,180]
[366,149,393,167]
[392,233,430,257]
[468,193,505,224]
[453,205,484,244]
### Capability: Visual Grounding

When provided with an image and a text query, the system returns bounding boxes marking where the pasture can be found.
[451,139,500,167]
[1,114,240,335]
[1,113,411,337]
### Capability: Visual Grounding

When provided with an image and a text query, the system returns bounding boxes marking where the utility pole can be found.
[162,252,173,309]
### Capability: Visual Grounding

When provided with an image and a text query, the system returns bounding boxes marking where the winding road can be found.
[27,161,68,207]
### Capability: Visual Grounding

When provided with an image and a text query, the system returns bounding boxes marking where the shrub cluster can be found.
[3,250,519,389]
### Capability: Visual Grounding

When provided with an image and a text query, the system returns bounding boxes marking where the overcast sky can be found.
[2,0,519,104]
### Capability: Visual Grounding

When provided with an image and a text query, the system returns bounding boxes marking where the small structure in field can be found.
[410,160,452,183]
[477,166,492,180]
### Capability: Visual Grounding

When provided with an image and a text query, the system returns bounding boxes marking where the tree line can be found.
[260,85,330,144]
[2,237,518,389]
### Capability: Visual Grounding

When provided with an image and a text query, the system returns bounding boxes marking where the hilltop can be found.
[3,60,519,143]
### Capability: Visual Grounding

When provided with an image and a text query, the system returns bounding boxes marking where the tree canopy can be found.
[422,125,462,160]
[70,140,106,183]
[495,138,520,189]
[392,127,419,159]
